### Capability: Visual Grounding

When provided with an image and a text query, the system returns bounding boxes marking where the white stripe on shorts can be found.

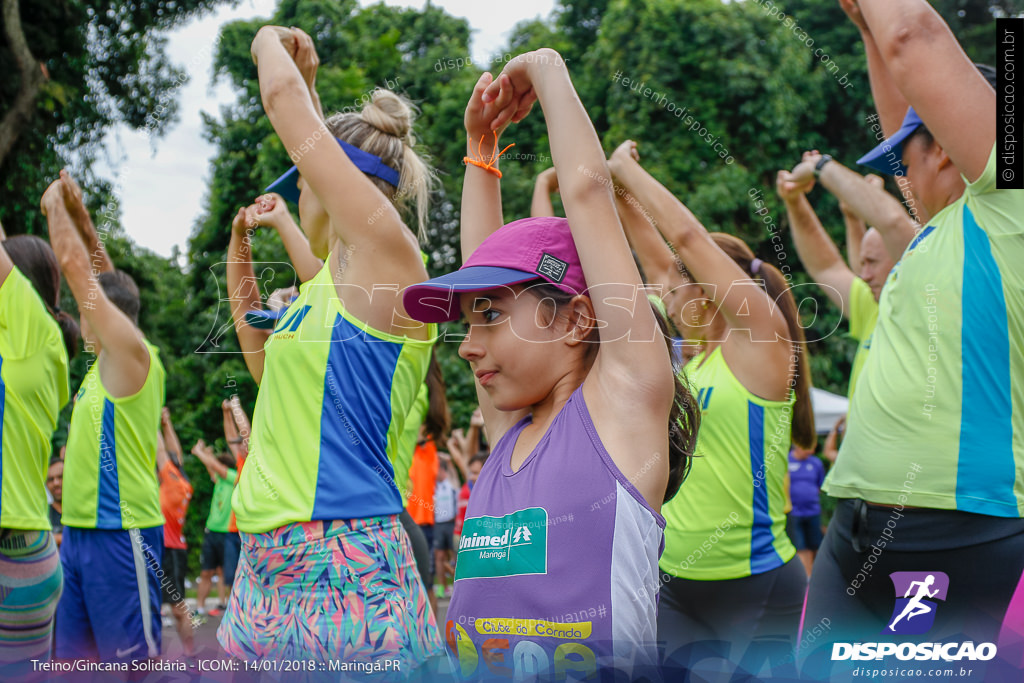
[128,528,158,658]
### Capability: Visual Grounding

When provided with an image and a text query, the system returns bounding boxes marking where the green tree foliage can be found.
[178,0,1020,456]
[0,0,232,237]
[7,0,1019,554]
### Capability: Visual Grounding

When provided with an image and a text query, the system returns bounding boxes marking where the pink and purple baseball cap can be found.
[403,216,588,323]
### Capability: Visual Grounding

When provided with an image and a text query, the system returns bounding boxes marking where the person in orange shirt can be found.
[407,427,439,613]
[157,411,194,657]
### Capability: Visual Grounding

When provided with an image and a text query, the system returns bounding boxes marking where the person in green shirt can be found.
[792,0,1024,666]
[0,232,77,674]
[776,160,916,399]
[191,439,236,618]
[611,139,815,668]
[44,171,166,663]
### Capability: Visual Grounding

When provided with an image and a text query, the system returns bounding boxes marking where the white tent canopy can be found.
[811,387,849,435]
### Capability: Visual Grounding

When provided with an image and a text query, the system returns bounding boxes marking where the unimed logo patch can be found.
[884,571,949,635]
[455,507,548,580]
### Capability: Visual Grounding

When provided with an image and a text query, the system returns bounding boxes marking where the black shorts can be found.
[200,530,227,570]
[659,557,807,671]
[433,520,455,552]
[787,513,823,551]
[161,547,188,605]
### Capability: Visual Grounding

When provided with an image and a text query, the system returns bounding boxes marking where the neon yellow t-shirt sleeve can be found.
[847,277,877,342]
[0,267,59,361]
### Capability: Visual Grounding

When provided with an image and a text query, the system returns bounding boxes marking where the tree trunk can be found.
[0,0,47,170]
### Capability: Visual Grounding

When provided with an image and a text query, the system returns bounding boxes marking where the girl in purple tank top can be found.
[403,50,700,681]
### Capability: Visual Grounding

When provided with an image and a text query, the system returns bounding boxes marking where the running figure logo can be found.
[884,571,950,635]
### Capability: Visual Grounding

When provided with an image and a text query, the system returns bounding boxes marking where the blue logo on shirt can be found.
[273,305,312,334]
[697,387,714,410]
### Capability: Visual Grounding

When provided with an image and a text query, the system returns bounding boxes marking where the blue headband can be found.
[264,137,401,204]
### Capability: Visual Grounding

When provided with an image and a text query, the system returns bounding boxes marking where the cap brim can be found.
[265,167,301,204]
[403,266,538,323]
[857,114,922,176]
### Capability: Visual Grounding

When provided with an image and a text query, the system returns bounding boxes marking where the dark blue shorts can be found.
[223,531,241,587]
[56,526,162,661]
[787,513,823,551]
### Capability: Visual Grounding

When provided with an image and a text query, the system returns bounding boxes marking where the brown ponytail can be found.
[422,348,450,442]
[3,235,80,359]
[710,233,815,449]
[652,301,700,503]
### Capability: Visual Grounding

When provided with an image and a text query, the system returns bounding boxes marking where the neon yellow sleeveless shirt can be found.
[0,267,70,529]
[662,347,797,580]
[63,342,165,529]
[233,260,437,533]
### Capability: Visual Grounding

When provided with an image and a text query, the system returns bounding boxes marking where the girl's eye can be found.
[481,309,500,323]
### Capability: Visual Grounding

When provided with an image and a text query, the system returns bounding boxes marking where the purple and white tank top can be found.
[444,384,665,680]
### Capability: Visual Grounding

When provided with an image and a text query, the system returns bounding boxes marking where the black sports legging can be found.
[800,498,1024,677]
[658,557,807,674]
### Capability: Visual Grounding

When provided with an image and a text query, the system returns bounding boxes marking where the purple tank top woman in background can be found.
[444,385,665,681]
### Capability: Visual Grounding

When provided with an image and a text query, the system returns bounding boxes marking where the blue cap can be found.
[265,138,401,204]
[856,107,924,176]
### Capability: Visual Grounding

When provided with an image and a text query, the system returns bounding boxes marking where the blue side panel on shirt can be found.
[749,402,783,574]
[956,206,1017,516]
[96,398,122,528]
[313,314,405,520]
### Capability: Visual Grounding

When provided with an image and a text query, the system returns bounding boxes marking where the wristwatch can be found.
[814,154,833,177]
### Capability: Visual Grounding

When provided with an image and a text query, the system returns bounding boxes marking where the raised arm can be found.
[839,1,909,136]
[222,399,243,460]
[841,202,866,273]
[161,407,184,461]
[292,28,325,122]
[250,26,426,290]
[42,172,149,398]
[776,171,854,315]
[530,167,559,218]
[60,178,114,275]
[156,431,170,471]
[191,439,229,481]
[446,429,468,483]
[228,395,251,450]
[460,72,528,440]
[227,207,270,385]
[857,0,995,182]
[823,414,845,464]
[251,194,322,283]
[483,51,672,411]
[785,153,916,261]
[461,72,511,258]
[610,151,686,304]
[611,146,788,347]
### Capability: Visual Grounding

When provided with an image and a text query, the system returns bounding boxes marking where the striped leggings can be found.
[0,530,62,678]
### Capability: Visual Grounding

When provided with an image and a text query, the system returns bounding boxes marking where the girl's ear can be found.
[565,294,598,346]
